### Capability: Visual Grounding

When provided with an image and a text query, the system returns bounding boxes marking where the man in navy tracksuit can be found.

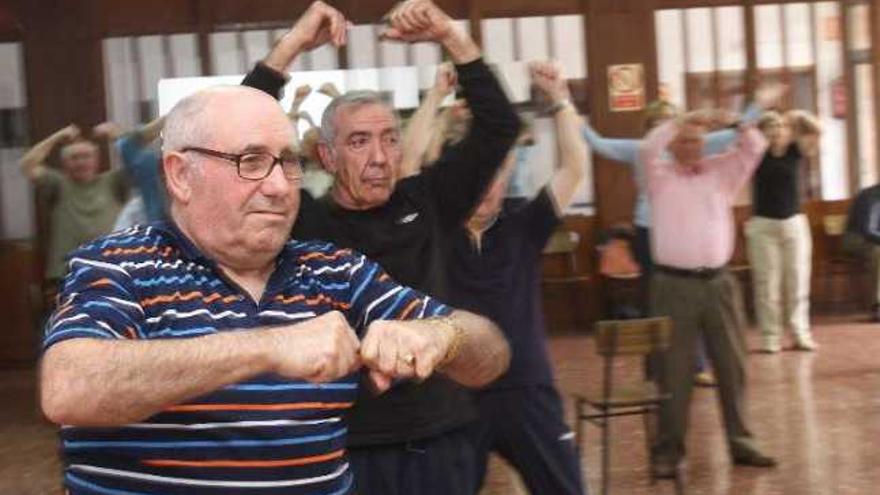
[445,61,589,494]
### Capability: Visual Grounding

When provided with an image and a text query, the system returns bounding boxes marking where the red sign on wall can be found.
[608,64,645,113]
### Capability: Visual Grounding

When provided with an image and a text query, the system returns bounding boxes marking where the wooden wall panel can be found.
[90,0,197,36]
[0,242,38,368]
[0,2,22,41]
[13,0,106,146]
[473,0,580,18]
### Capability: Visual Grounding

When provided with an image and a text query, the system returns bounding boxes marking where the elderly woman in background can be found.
[747,109,822,353]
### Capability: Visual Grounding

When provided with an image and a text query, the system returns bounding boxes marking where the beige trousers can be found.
[745,214,813,347]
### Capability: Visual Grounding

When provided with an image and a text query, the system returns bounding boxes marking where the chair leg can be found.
[673,463,686,495]
[602,417,610,495]
[643,409,656,480]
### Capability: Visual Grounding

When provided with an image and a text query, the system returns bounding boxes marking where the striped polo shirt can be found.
[43,222,450,495]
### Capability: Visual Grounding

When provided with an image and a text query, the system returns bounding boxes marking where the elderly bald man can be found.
[38,85,509,495]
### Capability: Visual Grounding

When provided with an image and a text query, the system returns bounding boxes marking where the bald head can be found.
[161,85,301,272]
[163,85,293,154]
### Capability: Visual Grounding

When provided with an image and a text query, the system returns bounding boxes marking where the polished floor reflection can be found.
[3,317,879,495]
[481,316,880,495]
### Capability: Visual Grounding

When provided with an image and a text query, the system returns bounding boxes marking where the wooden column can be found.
[584,0,658,229]
[14,0,106,141]
[872,0,880,183]
[840,0,858,195]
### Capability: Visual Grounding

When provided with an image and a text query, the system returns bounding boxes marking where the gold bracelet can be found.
[427,316,464,368]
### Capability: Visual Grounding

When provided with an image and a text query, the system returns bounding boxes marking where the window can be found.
[0,42,32,240]
[104,34,203,129]
[656,3,848,200]
[847,2,877,189]
[482,15,592,212]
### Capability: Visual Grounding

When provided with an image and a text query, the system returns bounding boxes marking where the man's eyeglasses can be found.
[180,146,303,181]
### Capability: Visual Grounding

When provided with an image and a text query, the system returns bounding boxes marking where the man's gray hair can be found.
[320,90,399,144]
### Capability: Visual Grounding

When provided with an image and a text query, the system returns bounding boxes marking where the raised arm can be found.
[285,84,313,147]
[400,63,457,177]
[639,119,682,189]
[580,123,640,165]
[787,109,822,157]
[137,116,166,145]
[529,61,589,211]
[115,117,164,153]
[19,124,80,181]
[716,122,769,194]
[92,121,125,143]
[704,82,786,155]
[242,1,349,98]
[387,0,519,229]
[318,82,342,99]
[788,109,823,198]
[115,117,163,160]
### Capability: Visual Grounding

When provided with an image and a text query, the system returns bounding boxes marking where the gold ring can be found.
[400,354,416,366]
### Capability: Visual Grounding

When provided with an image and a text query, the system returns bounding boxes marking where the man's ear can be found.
[316,141,337,174]
[163,152,194,204]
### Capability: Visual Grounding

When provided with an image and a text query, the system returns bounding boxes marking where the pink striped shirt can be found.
[641,120,767,269]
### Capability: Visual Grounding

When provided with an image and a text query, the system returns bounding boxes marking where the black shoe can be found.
[733,449,778,468]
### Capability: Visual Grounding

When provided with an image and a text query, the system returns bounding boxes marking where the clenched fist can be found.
[360,318,457,393]
[264,311,361,383]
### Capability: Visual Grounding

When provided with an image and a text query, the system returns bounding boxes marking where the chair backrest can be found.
[594,317,672,357]
[543,228,581,272]
[823,214,847,236]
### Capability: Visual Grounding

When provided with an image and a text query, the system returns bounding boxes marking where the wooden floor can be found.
[3,316,880,495]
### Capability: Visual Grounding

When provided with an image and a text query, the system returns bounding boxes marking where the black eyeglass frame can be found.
[180,146,303,181]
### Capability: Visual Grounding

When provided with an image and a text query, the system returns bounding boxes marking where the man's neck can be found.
[770,141,788,156]
[330,186,366,211]
[217,263,274,303]
[172,210,275,302]
[465,214,498,252]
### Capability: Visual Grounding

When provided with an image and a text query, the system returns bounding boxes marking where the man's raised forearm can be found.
[440,29,480,65]
[134,116,166,145]
[401,89,447,176]
[20,126,75,180]
[549,102,589,211]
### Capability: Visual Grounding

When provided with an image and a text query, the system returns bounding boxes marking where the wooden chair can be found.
[596,233,642,319]
[541,228,592,331]
[574,317,681,495]
[542,228,588,278]
[821,214,868,313]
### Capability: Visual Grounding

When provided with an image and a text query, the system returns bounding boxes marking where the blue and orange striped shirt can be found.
[43,222,450,495]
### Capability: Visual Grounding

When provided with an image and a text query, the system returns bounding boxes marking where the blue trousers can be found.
[471,385,587,495]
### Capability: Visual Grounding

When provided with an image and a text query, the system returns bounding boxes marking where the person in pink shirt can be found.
[640,110,778,478]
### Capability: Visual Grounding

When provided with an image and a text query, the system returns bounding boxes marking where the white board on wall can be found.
[158,66,423,128]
